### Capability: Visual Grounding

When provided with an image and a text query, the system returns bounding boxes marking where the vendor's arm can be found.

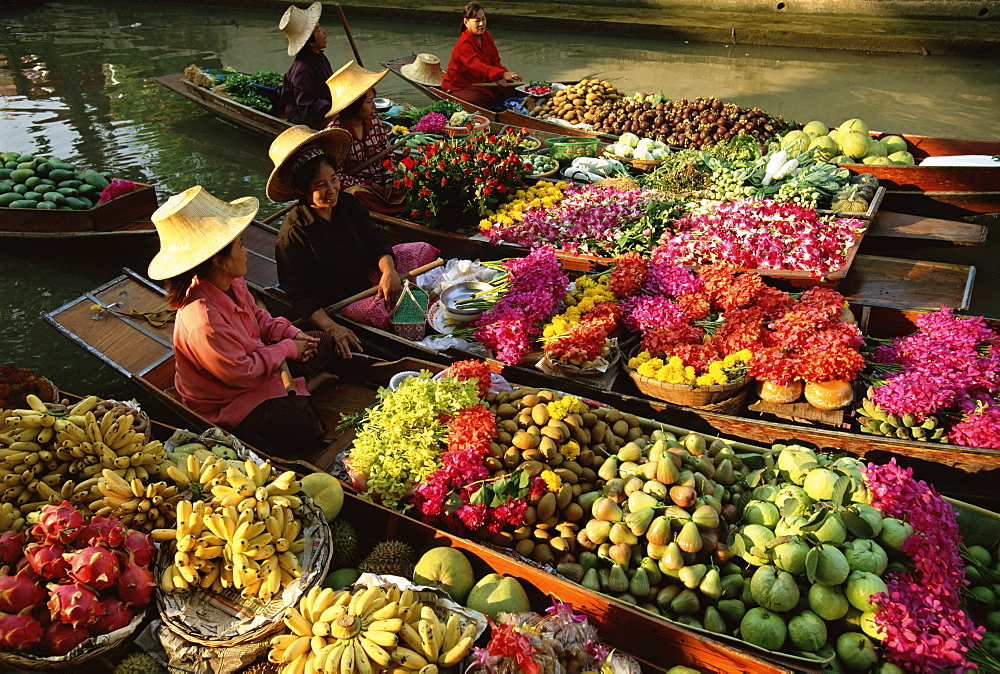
[185,310,298,390]
[376,254,401,308]
[306,307,362,359]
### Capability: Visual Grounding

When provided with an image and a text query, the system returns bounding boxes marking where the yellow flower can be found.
[684,366,696,382]
[547,395,582,420]
[540,470,562,493]
[559,440,580,460]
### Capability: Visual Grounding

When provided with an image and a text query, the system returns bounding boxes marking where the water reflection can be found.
[0,0,997,392]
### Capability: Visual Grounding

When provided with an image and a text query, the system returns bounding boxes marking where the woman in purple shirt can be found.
[277,2,333,129]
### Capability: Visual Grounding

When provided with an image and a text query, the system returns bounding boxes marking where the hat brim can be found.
[400,63,444,87]
[283,2,322,56]
[265,127,352,202]
[326,68,389,118]
[148,196,258,280]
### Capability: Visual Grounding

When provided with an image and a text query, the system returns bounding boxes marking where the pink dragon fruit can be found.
[32,501,83,546]
[0,531,26,564]
[89,596,134,635]
[32,602,52,627]
[77,516,126,549]
[25,543,70,579]
[42,620,90,656]
[0,566,46,613]
[116,551,154,608]
[66,546,121,590]
[122,530,156,567]
[0,606,44,651]
[47,583,104,628]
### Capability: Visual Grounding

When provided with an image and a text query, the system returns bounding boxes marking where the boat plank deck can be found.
[867,211,987,245]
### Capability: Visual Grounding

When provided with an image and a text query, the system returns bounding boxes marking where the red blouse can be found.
[441,30,506,92]
[327,117,391,188]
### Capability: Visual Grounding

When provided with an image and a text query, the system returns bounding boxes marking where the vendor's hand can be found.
[326,324,362,359]
[501,71,521,84]
[377,268,403,309]
[292,332,320,361]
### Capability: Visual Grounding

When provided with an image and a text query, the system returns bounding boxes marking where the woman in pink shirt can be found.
[147,185,336,455]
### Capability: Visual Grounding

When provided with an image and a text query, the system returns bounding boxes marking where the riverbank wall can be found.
[150,0,999,56]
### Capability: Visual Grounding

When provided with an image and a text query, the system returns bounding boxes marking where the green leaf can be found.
[469,485,493,507]
[747,469,764,488]
[842,510,875,539]
[749,546,768,561]
[831,475,851,508]
[805,547,819,584]
[779,498,800,518]
[445,492,466,514]
[517,469,529,489]
[729,533,747,557]
[800,511,829,533]
[764,535,793,550]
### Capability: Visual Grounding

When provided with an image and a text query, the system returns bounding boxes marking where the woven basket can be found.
[390,281,429,341]
[545,136,599,160]
[444,114,490,137]
[626,361,750,409]
[0,611,144,671]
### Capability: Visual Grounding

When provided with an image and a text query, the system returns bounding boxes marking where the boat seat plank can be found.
[839,254,974,311]
[244,220,281,290]
[867,211,987,245]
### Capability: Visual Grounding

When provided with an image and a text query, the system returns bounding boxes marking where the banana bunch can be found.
[0,501,26,533]
[391,605,476,672]
[163,451,235,499]
[154,459,309,602]
[90,468,183,531]
[270,584,414,674]
[856,396,945,442]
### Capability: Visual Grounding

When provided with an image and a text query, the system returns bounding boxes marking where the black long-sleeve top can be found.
[274,196,394,319]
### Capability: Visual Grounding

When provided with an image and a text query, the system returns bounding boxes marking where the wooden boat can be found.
[0,184,158,238]
[385,55,1000,218]
[43,260,1000,513]
[154,72,293,138]
[383,55,607,140]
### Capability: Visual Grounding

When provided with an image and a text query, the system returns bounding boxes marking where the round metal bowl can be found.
[373,97,394,112]
[439,281,494,315]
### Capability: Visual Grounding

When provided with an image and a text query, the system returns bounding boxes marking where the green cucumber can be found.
[82,170,110,189]
[12,184,28,195]
[64,196,88,210]
[50,162,76,171]
[22,191,42,201]
[40,178,55,186]
[48,169,76,182]
[56,187,79,197]
[9,169,34,183]
[9,200,37,209]
[0,193,20,206]
[24,176,41,189]
[35,201,56,210]
[43,191,65,204]
[15,154,34,162]
[57,180,82,189]
[77,184,98,197]
[0,169,11,180]
[35,184,55,194]
[77,196,93,209]
[35,162,50,176]
[0,152,17,163]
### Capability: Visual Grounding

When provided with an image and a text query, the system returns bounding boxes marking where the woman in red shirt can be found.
[440,2,521,109]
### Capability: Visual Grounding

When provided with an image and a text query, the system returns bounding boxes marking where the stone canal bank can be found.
[148,0,1000,55]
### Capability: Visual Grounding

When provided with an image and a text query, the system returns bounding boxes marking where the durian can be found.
[329,518,359,568]
[357,540,417,578]
[114,653,164,674]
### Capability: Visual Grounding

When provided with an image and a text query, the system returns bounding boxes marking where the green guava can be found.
[740,607,787,651]
[772,537,810,575]
[877,518,913,555]
[844,539,888,575]
[750,566,800,613]
[744,500,781,528]
[808,582,850,620]
[836,632,879,672]
[814,545,850,586]
[773,485,814,518]
[845,570,888,612]
[787,610,828,652]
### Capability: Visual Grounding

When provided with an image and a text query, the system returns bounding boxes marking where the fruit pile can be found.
[0,501,155,657]
[962,543,1000,669]
[0,394,166,532]
[0,152,130,211]
[726,446,896,668]
[268,583,478,674]
[774,119,915,167]
[153,458,311,602]
[528,79,624,126]
[589,94,790,150]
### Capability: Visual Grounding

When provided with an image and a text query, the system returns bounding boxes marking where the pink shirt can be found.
[172,276,306,428]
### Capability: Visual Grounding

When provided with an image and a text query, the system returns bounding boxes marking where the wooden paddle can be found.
[335,4,364,67]
[346,138,408,175]
[261,203,295,225]
[325,259,445,314]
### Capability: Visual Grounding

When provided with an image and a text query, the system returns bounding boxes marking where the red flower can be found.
[424,209,433,218]
[440,177,448,186]
[483,187,492,195]
[404,177,413,188]
[401,156,416,169]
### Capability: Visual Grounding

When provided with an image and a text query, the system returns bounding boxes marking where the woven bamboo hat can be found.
[148,186,258,280]
[325,61,389,118]
[266,124,352,202]
[400,54,445,87]
[280,2,322,56]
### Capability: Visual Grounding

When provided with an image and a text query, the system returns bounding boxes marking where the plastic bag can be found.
[417,258,497,296]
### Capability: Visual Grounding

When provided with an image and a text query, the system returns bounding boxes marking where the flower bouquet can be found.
[856,307,1000,447]
[540,274,622,376]
[385,128,533,231]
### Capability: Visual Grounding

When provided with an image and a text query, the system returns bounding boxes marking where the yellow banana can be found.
[441,613,461,653]
[353,640,373,674]
[359,637,392,667]
[321,642,347,674]
[338,637,355,674]
[399,623,424,653]
[363,629,398,649]
[391,646,428,670]
[439,634,474,666]
[282,635,312,663]
[369,601,399,623]
[285,606,313,637]
[418,619,439,662]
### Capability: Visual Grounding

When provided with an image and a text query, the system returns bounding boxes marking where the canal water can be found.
[1,0,998,396]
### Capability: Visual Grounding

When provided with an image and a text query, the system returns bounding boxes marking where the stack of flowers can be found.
[473,248,569,365]
[411,112,448,134]
[749,285,865,409]
[540,275,621,370]
[481,183,662,256]
[654,199,866,278]
[385,128,532,230]
[865,459,984,671]
[478,181,568,235]
[858,307,1000,447]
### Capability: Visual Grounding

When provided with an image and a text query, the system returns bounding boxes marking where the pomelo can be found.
[802,120,830,137]
[466,574,531,620]
[880,135,908,154]
[839,131,871,160]
[413,547,476,603]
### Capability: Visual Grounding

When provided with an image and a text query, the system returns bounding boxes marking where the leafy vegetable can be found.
[219,69,283,111]
[405,100,462,126]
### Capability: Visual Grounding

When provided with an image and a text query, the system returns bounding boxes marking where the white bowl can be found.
[388,370,423,391]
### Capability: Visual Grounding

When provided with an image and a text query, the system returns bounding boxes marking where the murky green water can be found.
[1,0,998,395]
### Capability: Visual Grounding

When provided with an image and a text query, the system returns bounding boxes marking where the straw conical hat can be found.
[266,124,352,202]
[400,54,445,87]
[325,61,389,118]
[148,186,258,280]
[280,2,322,57]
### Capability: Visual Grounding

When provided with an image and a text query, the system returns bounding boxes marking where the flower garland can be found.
[864,308,1000,446]
[655,199,866,277]
[474,247,569,365]
[864,459,983,672]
